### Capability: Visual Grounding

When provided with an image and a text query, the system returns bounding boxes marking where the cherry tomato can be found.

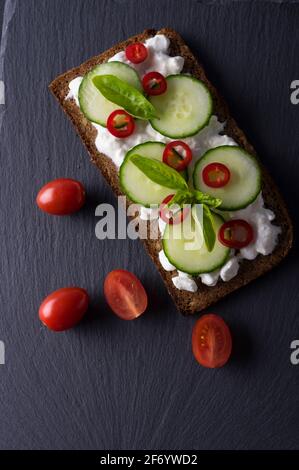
[159,194,191,225]
[107,110,135,138]
[39,287,89,332]
[202,162,231,188]
[142,71,167,96]
[125,42,148,64]
[104,270,148,320]
[36,178,86,215]
[163,141,192,171]
[218,219,254,249]
[192,314,232,368]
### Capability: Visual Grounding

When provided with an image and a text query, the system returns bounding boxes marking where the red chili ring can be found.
[142,71,167,96]
[202,162,231,188]
[159,194,190,225]
[106,110,135,138]
[163,141,192,172]
[218,219,254,249]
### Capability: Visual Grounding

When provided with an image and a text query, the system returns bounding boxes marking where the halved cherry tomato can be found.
[104,270,148,320]
[163,141,192,171]
[107,110,135,138]
[125,42,148,64]
[39,287,89,332]
[218,219,254,249]
[142,71,167,96]
[36,178,86,215]
[192,314,232,368]
[159,194,190,225]
[202,162,231,188]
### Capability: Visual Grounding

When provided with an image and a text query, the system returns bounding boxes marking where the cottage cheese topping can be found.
[109,35,184,78]
[94,120,151,168]
[66,34,281,293]
[172,271,198,293]
[229,193,281,259]
[66,76,82,106]
[93,115,234,170]
[159,250,175,271]
[200,256,239,287]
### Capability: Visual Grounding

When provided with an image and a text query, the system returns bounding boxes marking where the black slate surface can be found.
[0,0,299,450]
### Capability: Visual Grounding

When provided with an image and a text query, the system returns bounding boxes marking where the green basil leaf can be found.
[202,204,216,252]
[130,155,188,190]
[194,190,222,208]
[169,190,194,207]
[92,75,158,120]
[169,189,222,209]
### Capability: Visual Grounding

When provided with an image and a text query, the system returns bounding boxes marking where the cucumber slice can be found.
[149,75,212,138]
[163,211,229,274]
[120,142,184,207]
[193,146,261,211]
[78,62,142,126]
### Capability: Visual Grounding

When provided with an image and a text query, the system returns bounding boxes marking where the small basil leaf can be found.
[170,189,222,209]
[168,190,194,207]
[92,75,158,120]
[194,190,222,208]
[202,204,216,252]
[130,155,188,190]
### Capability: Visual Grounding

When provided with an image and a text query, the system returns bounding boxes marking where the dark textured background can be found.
[0,0,299,450]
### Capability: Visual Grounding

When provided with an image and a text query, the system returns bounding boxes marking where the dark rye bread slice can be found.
[49,28,293,315]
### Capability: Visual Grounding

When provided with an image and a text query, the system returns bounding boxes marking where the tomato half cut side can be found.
[192,314,232,368]
[163,141,192,172]
[159,194,190,225]
[125,42,148,64]
[142,71,167,96]
[107,110,135,138]
[218,219,254,249]
[202,162,231,188]
[104,270,148,320]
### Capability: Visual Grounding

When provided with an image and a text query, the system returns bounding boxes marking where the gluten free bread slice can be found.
[49,28,293,315]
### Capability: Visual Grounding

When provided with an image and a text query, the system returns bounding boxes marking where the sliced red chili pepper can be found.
[125,42,148,64]
[142,72,167,96]
[159,194,190,225]
[163,141,192,172]
[202,162,231,188]
[106,110,135,138]
[218,219,254,249]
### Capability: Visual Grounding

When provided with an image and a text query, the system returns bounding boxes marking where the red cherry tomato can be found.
[36,178,86,215]
[142,71,167,96]
[104,270,148,320]
[218,219,254,249]
[107,110,135,138]
[39,287,89,332]
[192,314,232,368]
[159,194,190,225]
[163,141,192,171]
[125,42,148,64]
[202,162,231,188]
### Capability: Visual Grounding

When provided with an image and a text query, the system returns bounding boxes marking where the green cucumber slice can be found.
[163,211,229,275]
[120,142,187,207]
[193,146,261,211]
[78,62,142,126]
[149,75,213,138]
